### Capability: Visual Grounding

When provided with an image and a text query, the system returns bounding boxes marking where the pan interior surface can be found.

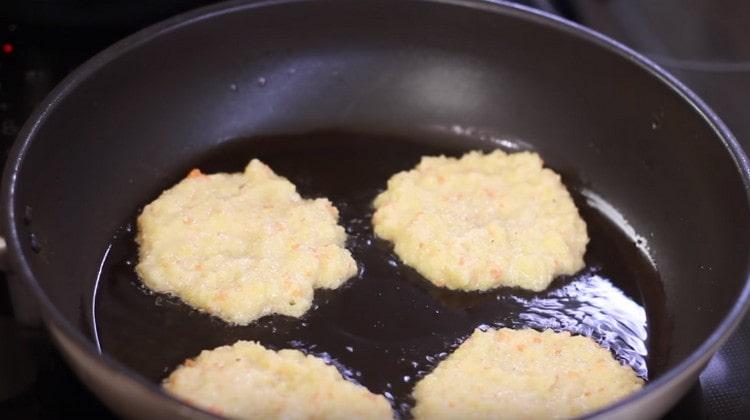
[92,130,665,416]
[5,0,749,418]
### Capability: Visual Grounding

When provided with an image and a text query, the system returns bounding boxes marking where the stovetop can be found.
[1,0,748,418]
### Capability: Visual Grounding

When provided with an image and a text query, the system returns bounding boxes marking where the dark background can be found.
[0,0,748,418]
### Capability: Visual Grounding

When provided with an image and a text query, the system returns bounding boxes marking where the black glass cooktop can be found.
[1,1,748,418]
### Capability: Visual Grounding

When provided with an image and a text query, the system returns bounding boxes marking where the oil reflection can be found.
[510,270,649,378]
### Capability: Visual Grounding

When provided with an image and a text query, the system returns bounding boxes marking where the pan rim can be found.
[2,0,749,418]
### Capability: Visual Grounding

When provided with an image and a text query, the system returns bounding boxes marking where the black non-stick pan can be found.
[2,0,750,419]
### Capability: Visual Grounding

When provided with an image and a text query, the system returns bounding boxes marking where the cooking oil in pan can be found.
[92,131,666,417]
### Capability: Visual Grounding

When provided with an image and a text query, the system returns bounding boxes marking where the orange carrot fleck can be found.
[187,168,203,178]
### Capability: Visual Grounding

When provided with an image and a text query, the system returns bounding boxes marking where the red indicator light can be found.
[2,43,14,54]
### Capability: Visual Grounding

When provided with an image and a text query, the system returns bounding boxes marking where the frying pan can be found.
[2,0,750,418]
